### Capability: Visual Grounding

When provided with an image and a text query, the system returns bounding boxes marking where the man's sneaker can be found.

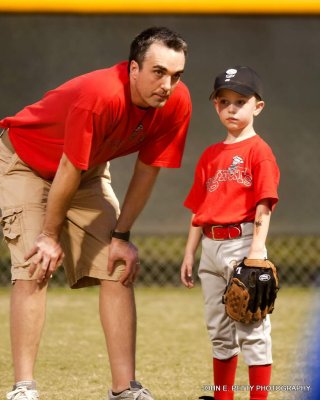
[6,386,39,400]
[108,380,154,400]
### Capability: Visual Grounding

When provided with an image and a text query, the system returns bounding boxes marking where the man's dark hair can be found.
[128,26,188,69]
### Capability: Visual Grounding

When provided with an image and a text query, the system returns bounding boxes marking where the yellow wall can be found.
[1,0,320,14]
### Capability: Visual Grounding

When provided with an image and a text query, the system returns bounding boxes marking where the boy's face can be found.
[213,89,264,134]
[129,42,185,109]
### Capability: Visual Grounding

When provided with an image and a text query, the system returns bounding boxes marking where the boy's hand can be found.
[181,255,195,288]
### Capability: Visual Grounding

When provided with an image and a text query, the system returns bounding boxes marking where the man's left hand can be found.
[108,238,140,286]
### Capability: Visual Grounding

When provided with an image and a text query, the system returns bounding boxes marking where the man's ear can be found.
[254,100,265,117]
[129,60,139,80]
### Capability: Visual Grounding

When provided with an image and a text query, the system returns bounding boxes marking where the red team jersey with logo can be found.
[184,135,280,226]
[0,61,191,180]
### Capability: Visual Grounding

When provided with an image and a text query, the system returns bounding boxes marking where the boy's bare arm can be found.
[181,215,202,288]
[248,199,272,259]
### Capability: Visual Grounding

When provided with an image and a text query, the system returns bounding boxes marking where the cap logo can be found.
[225,68,237,82]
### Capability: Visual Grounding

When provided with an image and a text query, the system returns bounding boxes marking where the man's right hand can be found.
[25,233,65,283]
[107,238,140,286]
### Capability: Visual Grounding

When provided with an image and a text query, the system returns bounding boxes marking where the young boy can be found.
[181,66,280,400]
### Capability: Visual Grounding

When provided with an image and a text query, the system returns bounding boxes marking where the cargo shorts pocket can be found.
[0,207,29,268]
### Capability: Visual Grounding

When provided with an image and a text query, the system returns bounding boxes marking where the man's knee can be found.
[12,279,48,297]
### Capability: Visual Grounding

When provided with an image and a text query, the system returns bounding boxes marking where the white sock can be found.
[14,381,36,390]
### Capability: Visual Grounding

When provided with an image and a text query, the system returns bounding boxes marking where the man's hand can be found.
[108,238,140,286]
[25,233,65,283]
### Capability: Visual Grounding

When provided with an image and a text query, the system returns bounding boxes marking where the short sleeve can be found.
[253,158,280,210]
[184,155,207,212]
[63,106,94,170]
[138,83,192,168]
[139,114,191,168]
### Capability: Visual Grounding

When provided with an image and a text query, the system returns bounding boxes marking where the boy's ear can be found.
[213,98,219,114]
[254,100,265,117]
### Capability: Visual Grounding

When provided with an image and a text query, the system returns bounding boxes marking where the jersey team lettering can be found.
[206,167,252,192]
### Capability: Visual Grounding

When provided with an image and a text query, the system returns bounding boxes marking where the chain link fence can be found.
[1,234,319,287]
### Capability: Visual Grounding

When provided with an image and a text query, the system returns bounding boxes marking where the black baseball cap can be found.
[209,66,263,100]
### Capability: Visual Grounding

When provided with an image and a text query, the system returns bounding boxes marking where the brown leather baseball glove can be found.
[223,258,279,324]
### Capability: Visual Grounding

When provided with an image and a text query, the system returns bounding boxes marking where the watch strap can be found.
[110,230,130,241]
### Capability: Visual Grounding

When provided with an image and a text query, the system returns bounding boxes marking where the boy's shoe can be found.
[108,381,154,400]
[6,386,39,400]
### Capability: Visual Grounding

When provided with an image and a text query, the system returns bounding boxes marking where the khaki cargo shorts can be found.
[0,129,125,288]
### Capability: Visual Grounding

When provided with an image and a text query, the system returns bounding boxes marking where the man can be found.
[0,26,191,400]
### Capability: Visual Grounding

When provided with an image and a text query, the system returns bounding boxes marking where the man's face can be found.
[129,42,185,108]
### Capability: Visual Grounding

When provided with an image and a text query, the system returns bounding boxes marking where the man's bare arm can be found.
[108,158,160,285]
[26,153,82,282]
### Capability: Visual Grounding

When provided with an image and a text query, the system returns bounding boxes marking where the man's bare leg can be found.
[99,280,136,393]
[10,280,48,382]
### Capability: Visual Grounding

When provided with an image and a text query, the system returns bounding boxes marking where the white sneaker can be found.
[108,381,155,400]
[6,387,39,400]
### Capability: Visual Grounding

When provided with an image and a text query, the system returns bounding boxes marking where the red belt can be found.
[203,224,242,240]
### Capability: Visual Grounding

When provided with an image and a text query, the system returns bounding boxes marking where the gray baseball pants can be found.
[198,222,272,365]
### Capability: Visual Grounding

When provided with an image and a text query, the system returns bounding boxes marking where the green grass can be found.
[0,286,315,400]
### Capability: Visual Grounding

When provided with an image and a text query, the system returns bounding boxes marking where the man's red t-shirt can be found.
[184,135,280,226]
[0,61,192,180]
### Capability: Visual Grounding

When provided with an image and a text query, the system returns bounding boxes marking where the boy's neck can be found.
[224,127,257,144]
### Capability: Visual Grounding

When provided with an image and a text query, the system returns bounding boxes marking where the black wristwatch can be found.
[110,230,130,242]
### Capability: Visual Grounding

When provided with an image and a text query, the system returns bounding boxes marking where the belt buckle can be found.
[211,225,225,240]
[211,224,242,240]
